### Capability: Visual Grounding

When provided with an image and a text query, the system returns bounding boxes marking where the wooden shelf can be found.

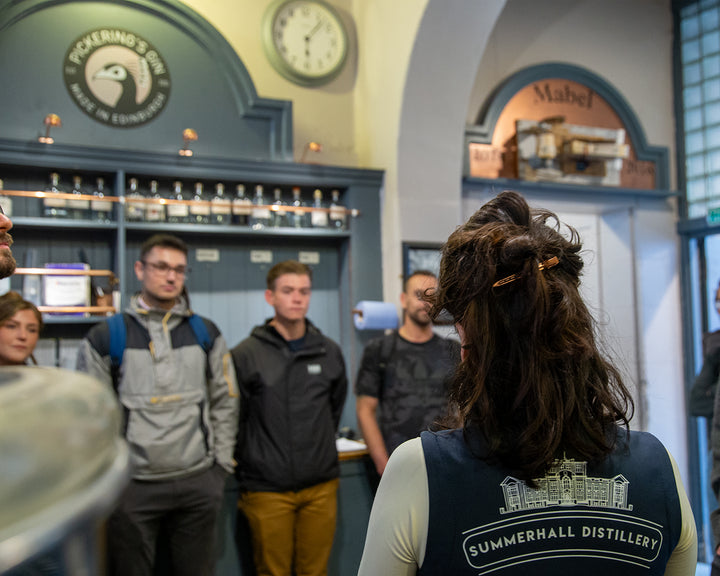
[14,268,116,277]
[0,190,360,216]
[38,306,115,314]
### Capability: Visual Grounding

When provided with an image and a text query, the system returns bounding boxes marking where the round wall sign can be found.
[63,28,171,128]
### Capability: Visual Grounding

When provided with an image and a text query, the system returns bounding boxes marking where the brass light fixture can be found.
[300,141,322,163]
[38,114,62,144]
[179,128,198,157]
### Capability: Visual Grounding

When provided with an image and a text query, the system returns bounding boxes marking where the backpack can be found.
[106,312,211,388]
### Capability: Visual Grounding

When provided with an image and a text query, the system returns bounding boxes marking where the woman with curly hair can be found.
[357,191,696,575]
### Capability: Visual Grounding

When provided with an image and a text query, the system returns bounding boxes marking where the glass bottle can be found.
[211,183,231,225]
[271,187,288,228]
[125,177,145,222]
[329,189,346,230]
[167,181,189,224]
[290,186,307,228]
[251,185,271,230]
[232,184,252,226]
[0,179,12,217]
[67,175,90,220]
[145,180,165,223]
[189,182,210,224]
[91,177,113,223]
[43,172,68,219]
[311,188,328,228]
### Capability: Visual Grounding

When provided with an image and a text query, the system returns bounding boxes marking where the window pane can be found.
[688,130,707,154]
[687,62,703,84]
[709,148,720,171]
[709,173,720,198]
[684,15,701,39]
[708,124,720,146]
[689,178,708,202]
[689,202,708,218]
[682,4,699,17]
[688,154,707,177]
[705,54,720,77]
[702,8,720,32]
[704,31,720,55]
[707,102,720,124]
[688,107,705,130]
[686,85,704,107]
[685,39,702,63]
[706,78,720,101]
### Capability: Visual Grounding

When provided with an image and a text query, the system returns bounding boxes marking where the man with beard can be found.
[0,206,17,278]
[355,270,460,490]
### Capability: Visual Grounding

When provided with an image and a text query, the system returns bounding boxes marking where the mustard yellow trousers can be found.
[238,478,339,576]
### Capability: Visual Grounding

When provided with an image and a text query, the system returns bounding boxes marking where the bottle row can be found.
[0,173,352,231]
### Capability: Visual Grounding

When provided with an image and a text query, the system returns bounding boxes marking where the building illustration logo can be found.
[460,456,665,573]
[500,455,632,513]
[63,28,171,128]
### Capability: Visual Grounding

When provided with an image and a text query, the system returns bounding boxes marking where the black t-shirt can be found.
[355,332,460,454]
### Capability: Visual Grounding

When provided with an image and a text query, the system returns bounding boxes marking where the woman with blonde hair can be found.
[0,290,42,366]
[358,191,697,576]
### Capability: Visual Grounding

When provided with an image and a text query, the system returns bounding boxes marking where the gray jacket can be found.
[77,294,239,481]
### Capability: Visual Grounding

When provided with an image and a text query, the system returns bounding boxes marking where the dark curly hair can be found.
[431,190,633,483]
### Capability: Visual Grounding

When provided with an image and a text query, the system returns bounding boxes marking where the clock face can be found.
[264,0,348,86]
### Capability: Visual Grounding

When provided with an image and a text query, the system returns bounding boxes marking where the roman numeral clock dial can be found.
[262,0,349,86]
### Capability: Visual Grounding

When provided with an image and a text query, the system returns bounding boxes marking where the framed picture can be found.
[402,242,455,326]
[402,242,442,278]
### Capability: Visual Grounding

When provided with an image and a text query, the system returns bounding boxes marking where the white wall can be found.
[178,0,686,477]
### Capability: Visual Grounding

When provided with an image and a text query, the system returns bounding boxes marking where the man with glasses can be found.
[77,233,239,576]
[0,203,17,279]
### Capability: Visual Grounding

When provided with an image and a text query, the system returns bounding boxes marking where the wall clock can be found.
[262,0,349,87]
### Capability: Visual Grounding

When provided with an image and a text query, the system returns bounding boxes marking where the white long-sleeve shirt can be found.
[357,438,697,576]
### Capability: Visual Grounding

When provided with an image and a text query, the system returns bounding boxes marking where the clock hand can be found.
[305,19,324,42]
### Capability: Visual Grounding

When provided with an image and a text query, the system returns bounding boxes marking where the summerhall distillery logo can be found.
[63,28,171,128]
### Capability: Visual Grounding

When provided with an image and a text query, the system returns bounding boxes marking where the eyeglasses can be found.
[142,261,189,276]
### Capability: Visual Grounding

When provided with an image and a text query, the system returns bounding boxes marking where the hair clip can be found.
[492,256,560,288]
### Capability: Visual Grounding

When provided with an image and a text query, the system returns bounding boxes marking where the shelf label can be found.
[299,251,320,265]
[196,249,220,263]
[251,250,273,264]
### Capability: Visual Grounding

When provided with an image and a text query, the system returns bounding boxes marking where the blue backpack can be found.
[106,312,211,386]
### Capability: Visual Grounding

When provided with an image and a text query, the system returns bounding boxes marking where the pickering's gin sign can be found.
[63,28,171,128]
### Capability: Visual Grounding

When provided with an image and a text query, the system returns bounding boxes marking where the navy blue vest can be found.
[419,429,682,576]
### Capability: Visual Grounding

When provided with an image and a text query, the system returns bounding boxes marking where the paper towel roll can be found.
[353,301,398,330]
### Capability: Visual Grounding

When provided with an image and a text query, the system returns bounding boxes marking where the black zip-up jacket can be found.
[231,319,347,492]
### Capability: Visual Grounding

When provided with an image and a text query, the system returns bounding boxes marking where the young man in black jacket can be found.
[231,260,347,576]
